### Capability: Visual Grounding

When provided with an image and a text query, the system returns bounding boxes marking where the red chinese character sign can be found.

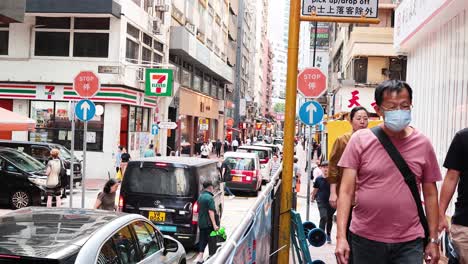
[335,87,377,114]
[73,71,100,98]
[297,67,327,98]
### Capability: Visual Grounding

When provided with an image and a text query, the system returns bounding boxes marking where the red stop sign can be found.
[73,71,100,98]
[297,68,327,98]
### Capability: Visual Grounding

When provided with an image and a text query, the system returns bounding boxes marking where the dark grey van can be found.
[0,140,82,186]
[119,157,224,248]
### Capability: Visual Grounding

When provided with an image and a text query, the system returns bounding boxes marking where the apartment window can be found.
[35,32,70,56]
[74,18,109,30]
[0,25,9,55]
[126,39,139,63]
[194,69,202,91]
[204,75,211,95]
[218,85,224,100]
[127,24,140,39]
[34,17,109,58]
[154,40,164,52]
[143,33,152,46]
[142,47,152,64]
[153,53,163,64]
[74,33,109,57]
[353,58,368,84]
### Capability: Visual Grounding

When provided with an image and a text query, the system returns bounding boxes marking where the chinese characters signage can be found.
[302,0,379,18]
[335,87,377,113]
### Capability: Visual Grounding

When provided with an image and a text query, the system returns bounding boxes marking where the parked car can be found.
[273,138,284,153]
[236,146,273,183]
[0,148,47,209]
[0,207,187,263]
[253,142,281,156]
[0,140,82,187]
[223,152,261,195]
[119,157,224,249]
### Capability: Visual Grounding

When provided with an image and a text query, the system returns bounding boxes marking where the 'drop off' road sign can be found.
[302,0,379,18]
[297,67,327,98]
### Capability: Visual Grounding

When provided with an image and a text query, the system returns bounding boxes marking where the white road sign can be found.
[158,121,178,129]
[302,0,379,18]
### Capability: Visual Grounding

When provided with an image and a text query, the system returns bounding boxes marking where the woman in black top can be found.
[120,148,131,176]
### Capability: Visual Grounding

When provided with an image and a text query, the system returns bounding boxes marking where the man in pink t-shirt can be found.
[335,80,442,264]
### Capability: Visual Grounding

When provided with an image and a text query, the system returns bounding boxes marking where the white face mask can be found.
[384,110,412,132]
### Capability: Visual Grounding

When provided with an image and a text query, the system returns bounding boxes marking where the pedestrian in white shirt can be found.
[232,138,239,151]
[200,142,210,158]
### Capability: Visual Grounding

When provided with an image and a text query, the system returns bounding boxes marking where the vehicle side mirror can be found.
[163,237,178,255]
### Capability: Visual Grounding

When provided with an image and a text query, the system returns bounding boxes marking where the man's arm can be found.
[311,188,318,201]
[208,210,219,230]
[335,168,357,264]
[439,169,460,231]
[422,182,440,264]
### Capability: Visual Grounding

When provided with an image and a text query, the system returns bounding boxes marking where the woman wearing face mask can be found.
[327,106,369,209]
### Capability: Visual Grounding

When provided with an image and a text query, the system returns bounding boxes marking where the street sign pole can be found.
[279,0,301,262]
[81,121,87,208]
[69,101,75,208]
[306,21,319,221]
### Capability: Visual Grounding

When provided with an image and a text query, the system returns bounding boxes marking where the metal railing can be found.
[206,164,283,263]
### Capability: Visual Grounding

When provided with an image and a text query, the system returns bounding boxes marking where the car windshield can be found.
[224,157,255,171]
[273,139,283,145]
[237,149,268,159]
[2,151,45,173]
[124,165,193,196]
[54,145,74,160]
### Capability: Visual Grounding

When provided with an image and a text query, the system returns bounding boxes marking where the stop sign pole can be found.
[71,71,100,209]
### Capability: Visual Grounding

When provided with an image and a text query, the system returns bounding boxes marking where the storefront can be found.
[395,0,468,170]
[0,83,158,179]
[178,87,221,155]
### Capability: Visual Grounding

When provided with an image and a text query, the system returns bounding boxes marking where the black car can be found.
[119,157,224,248]
[0,140,82,187]
[0,148,47,209]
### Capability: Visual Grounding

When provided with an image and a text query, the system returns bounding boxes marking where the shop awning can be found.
[0,107,35,131]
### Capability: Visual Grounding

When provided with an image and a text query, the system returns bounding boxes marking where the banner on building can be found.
[310,22,329,50]
[145,69,174,97]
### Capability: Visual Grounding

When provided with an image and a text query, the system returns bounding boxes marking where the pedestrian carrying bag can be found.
[371,126,430,246]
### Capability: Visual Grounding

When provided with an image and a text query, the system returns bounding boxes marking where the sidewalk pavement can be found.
[295,142,337,264]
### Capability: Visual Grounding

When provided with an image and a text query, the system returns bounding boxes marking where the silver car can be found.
[0,207,187,264]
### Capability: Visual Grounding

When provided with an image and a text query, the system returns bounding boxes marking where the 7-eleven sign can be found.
[145,69,173,97]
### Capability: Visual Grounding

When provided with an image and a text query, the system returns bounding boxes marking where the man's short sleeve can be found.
[443,132,465,172]
[338,132,362,169]
[208,198,216,211]
[313,177,321,189]
[423,142,442,183]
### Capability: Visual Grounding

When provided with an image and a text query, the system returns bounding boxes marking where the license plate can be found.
[232,176,242,182]
[148,211,166,222]
[156,225,177,232]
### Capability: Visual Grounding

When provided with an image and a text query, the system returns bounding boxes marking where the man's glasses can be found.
[380,104,412,111]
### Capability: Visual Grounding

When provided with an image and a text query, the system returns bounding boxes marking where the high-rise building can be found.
[268,0,290,106]
[0,0,172,179]
[169,0,235,154]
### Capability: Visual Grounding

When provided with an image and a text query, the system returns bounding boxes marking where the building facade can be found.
[169,0,234,154]
[0,0,172,179]
[394,0,468,194]
[329,0,403,117]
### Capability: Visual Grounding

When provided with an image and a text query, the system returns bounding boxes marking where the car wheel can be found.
[10,190,31,209]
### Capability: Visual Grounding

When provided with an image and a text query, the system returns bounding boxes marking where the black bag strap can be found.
[371,126,429,244]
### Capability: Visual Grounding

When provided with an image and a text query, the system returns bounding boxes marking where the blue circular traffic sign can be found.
[75,99,96,122]
[299,101,324,126]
